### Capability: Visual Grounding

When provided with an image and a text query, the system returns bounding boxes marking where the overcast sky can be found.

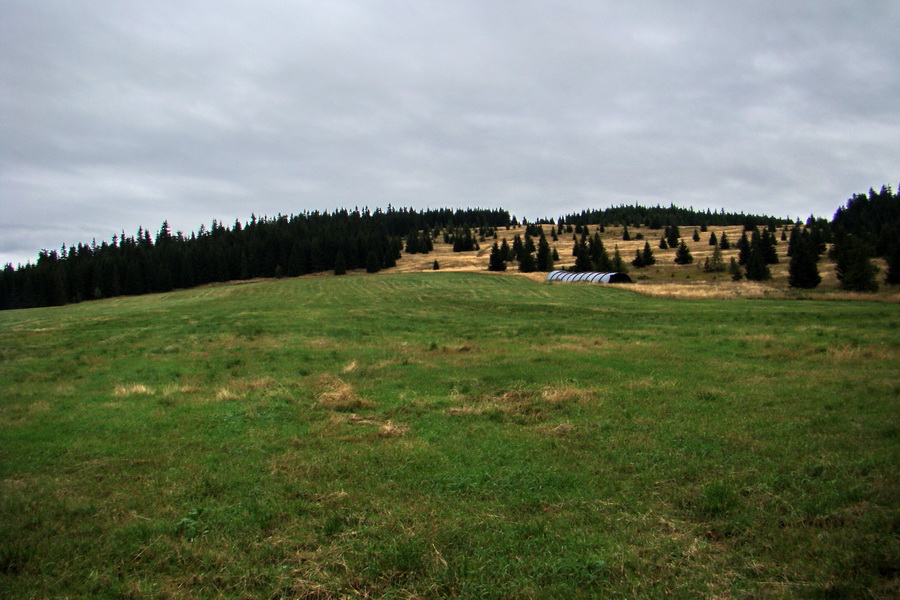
[1,1,898,267]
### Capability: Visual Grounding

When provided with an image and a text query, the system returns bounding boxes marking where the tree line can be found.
[555,204,790,231]
[2,188,896,310]
[0,207,510,310]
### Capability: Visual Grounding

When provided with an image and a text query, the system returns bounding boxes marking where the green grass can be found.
[1,273,898,598]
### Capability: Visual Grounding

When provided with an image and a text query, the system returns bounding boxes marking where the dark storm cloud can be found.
[1,1,898,266]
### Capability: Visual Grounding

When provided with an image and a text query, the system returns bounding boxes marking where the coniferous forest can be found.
[0,207,510,310]
[1,186,897,310]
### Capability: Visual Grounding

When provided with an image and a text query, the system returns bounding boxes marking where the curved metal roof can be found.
[546,270,633,284]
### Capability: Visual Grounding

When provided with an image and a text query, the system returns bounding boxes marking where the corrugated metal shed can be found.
[546,270,633,284]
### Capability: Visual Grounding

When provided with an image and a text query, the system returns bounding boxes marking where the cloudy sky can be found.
[1,1,898,267]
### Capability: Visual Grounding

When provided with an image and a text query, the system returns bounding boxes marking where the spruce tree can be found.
[405,231,420,254]
[886,242,900,285]
[622,225,631,241]
[719,232,731,250]
[589,233,612,271]
[737,232,750,265]
[488,242,507,272]
[611,245,626,272]
[788,231,821,288]
[500,238,513,261]
[365,250,381,273]
[641,241,656,266]
[833,235,879,292]
[666,225,681,248]
[518,250,536,272]
[333,253,347,276]
[674,240,693,264]
[632,248,645,268]
[432,260,440,270]
[729,257,743,281]
[573,239,593,272]
[512,234,524,261]
[524,233,536,257]
[708,231,717,246]
[692,229,700,242]
[761,230,779,264]
[536,234,553,271]
[659,237,668,250]
[744,244,771,281]
[703,245,726,272]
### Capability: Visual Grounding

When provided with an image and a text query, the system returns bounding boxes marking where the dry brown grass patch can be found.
[826,344,874,361]
[448,386,590,421]
[315,374,372,411]
[113,383,155,398]
[543,422,576,436]
[377,420,407,437]
[540,386,593,404]
[215,387,243,401]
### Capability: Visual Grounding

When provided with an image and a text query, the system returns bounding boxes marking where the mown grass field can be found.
[1,272,898,599]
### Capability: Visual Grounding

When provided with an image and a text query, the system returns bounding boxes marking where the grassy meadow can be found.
[1,271,898,598]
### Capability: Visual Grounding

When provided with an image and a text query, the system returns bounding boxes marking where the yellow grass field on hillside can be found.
[380,223,899,301]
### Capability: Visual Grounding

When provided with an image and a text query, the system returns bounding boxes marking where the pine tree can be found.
[673,240,693,264]
[719,232,731,250]
[659,237,668,250]
[622,225,631,241]
[692,229,700,242]
[432,260,440,270]
[708,231,717,246]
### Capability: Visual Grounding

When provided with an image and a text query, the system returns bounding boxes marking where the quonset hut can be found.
[546,270,633,284]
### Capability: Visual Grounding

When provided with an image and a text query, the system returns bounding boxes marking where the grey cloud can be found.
[1,1,898,266]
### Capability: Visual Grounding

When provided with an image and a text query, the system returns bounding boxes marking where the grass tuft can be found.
[315,375,372,411]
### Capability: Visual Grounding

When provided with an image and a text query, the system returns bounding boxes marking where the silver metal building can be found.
[546,270,633,284]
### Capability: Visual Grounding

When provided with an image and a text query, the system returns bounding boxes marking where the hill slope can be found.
[1,273,898,598]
